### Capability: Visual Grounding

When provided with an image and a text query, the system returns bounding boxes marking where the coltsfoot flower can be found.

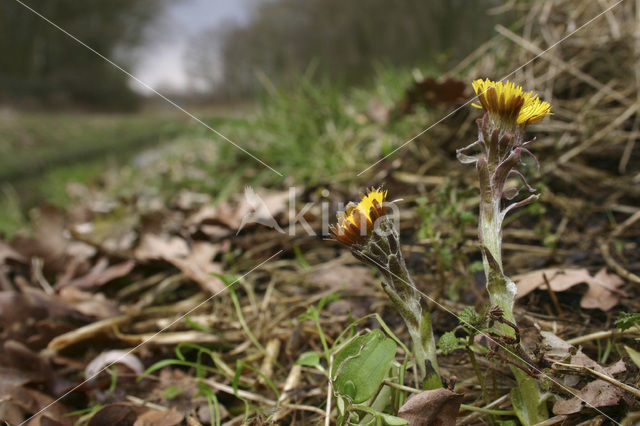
[472,78,551,129]
[330,188,387,246]
[458,79,552,215]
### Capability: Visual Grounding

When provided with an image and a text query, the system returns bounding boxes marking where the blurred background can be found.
[0,0,508,236]
[0,0,504,106]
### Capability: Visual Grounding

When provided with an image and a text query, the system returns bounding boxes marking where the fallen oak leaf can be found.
[398,388,464,426]
[514,267,625,311]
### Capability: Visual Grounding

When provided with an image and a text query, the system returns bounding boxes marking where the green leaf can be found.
[331,329,397,403]
[296,351,322,368]
[615,312,640,331]
[336,396,346,415]
[184,316,213,332]
[163,385,184,400]
[438,331,460,355]
[469,261,484,274]
[625,346,640,369]
[458,306,485,330]
[378,413,409,425]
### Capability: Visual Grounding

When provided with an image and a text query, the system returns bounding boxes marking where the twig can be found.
[458,394,510,425]
[202,378,326,416]
[566,327,640,345]
[532,415,569,426]
[611,210,640,238]
[599,239,640,285]
[552,362,640,399]
[558,102,640,165]
[272,364,302,422]
[542,273,564,318]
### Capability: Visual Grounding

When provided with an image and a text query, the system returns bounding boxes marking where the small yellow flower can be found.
[472,78,551,126]
[330,188,387,245]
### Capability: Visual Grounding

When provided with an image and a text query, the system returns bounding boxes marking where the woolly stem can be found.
[479,197,548,425]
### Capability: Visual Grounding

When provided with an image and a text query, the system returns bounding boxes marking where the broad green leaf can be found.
[331,329,396,403]
[625,345,640,369]
[378,413,409,425]
[296,351,321,368]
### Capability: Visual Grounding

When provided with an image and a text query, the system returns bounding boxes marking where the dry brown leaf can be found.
[58,286,120,319]
[553,380,627,415]
[165,241,225,294]
[11,205,70,276]
[307,264,375,289]
[173,190,211,211]
[59,258,135,289]
[0,240,25,264]
[4,386,74,426]
[398,388,463,426]
[134,234,189,261]
[186,188,290,233]
[135,235,225,293]
[3,341,54,388]
[0,291,47,326]
[541,330,575,363]
[134,408,184,426]
[514,267,625,311]
[88,403,143,426]
[568,351,626,378]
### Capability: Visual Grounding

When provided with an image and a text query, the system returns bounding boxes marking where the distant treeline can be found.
[187,0,507,100]
[0,0,507,109]
[0,0,163,110]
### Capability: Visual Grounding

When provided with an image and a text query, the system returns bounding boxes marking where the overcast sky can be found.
[131,0,256,94]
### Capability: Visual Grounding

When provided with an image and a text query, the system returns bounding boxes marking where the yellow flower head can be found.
[472,78,551,127]
[330,188,387,245]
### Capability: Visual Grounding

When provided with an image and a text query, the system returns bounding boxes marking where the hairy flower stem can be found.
[478,166,548,426]
[352,219,441,390]
[457,112,549,425]
[382,267,441,390]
